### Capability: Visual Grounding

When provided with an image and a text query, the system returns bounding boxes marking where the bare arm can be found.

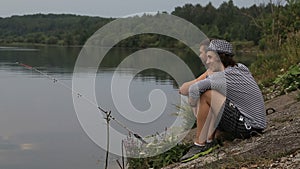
[179,70,209,96]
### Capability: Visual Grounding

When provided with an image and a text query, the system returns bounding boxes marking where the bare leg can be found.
[192,107,198,117]
[195,90,226,144]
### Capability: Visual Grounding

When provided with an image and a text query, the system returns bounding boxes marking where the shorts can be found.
[216,99,262,139]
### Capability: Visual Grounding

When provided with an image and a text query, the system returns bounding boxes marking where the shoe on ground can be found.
[180,140,220,163]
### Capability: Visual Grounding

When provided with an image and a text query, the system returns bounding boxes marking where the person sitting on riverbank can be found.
[180,39,266,163]
[179,38,211,116]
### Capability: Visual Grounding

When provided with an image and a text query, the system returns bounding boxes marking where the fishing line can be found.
[16,62,147,144]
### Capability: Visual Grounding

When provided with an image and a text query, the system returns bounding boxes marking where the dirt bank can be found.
[163,91,300,169]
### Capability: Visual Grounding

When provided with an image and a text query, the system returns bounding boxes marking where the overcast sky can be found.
[1,0,267,18]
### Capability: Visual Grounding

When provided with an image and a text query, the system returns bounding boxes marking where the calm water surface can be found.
[0,45,194,169]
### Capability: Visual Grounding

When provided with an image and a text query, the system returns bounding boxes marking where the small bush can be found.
[261,63,300,100]
[274,63,300,94]
[124,129,191,169]
[126,143,190,169]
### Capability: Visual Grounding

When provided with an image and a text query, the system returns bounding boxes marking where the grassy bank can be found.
[250,31,300,100]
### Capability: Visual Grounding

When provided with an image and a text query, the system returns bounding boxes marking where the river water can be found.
[0,45,197,169]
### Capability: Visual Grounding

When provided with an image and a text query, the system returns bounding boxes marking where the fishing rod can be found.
[16,62,147,144]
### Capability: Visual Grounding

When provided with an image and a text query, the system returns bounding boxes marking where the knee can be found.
[200,90,226,103]
[201,90,212,101]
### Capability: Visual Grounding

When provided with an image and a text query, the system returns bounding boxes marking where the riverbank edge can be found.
[162,90,300,169]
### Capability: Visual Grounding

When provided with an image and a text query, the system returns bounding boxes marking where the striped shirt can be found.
[189,63,266,129]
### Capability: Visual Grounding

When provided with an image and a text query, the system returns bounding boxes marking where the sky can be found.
[0,0,267,18]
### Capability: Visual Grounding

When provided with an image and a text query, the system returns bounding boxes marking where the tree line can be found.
[0,14,114,46]
[0,0,299,49]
